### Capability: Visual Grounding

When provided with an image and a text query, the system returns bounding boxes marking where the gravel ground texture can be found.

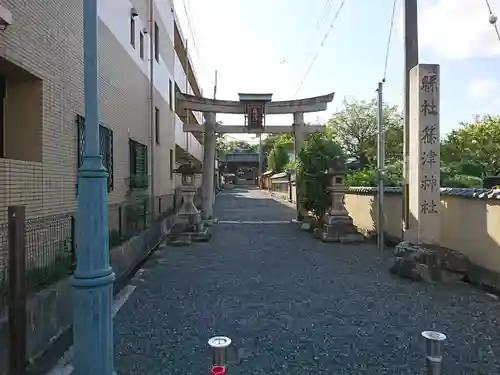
[114,187,500,375]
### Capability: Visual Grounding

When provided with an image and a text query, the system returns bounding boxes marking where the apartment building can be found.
[0,0,204,223]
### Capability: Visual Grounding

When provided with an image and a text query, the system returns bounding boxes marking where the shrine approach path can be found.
[113,187,500,374]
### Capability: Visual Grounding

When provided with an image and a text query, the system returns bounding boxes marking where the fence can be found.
[0,212,74,312]
[268,172,294,202]
[0,193,178,312]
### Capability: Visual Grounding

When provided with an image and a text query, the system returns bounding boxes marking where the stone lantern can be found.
[174,161,202,224]
[169,162,211,246]
[321,158,364,243]
[169,161,211,244]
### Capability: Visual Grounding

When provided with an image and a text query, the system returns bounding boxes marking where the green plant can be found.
[128,174,149,190]
[124,199,148,236]
[296,132,345,221]
[268,143,289,173]
[442,174,482,188]
[109,229,122,248]
[346,169,378,187]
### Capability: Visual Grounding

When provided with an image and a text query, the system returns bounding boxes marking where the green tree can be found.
[441,115,500,176]
[268,143,290,173]
[296,132,344,221]
[326,98,403,168]
[217,138,258,155]
[262,133,294,155]
[346,161,403,187]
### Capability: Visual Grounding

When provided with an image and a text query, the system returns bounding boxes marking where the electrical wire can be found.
[485,0,500,44]
[293,0,347,98]
[279,0,335,65]
[382,0,398,82]
[304,0,336,52]
[182,0,202,59]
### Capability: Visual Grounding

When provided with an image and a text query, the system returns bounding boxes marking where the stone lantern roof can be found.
[174,161,202,175]
[326,157,347,175]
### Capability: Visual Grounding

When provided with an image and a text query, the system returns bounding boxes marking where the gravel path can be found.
[114,187,500,374]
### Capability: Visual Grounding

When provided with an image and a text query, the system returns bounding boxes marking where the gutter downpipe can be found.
[149,0,156,219]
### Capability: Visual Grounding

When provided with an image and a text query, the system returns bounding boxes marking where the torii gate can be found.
[177,91,335,221]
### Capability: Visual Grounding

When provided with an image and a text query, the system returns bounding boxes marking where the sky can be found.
[173,0,500,142]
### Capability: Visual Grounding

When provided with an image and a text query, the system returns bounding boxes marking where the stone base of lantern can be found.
[320,213,364,244]
[168,187,212,246]
[203,217,218,227]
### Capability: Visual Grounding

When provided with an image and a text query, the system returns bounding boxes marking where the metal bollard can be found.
[208,336,231,374]
[422,330,446,375]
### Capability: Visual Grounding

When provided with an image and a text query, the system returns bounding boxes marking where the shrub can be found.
[268,143,289,173]
[296,132,344,220]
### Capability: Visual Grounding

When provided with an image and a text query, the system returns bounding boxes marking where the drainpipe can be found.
[184,39,189,157]
[148,0,155,219]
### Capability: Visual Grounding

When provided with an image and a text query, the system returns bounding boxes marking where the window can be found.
[0,77,5,158]
[169,149,174,179]
[129,138,148,188]
[139,32,144,59]
[154,22,159,62]
[76,115,114,192]
[155,107,160,145]
[168,79,173,111]
[130,17,136,47]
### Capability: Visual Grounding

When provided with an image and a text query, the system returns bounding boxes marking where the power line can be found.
[279,0,335,65]
[382,0,398,82]
[485,0,500,43]
[293,0,347,98]
[181,0,201,59]
[305,0,336,51]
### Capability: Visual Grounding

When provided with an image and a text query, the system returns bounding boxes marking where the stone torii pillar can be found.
[201,112,216,221]
[293,112,307,221]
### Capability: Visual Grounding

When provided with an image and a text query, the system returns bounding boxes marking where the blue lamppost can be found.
[72,0,115,374]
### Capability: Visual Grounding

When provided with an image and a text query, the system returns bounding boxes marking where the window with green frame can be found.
[76,114,114,192]
[128,138,148,189]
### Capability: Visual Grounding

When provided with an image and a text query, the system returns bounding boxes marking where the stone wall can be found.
[0,215,175,374]
[266,181,500,290]
[345,187,500,288]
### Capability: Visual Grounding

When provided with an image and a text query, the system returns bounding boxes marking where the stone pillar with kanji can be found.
[408,64,441,245]
[321,159,364,243]
[389,64,461,284]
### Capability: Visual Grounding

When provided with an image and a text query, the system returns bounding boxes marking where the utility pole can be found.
[403,0,419,234]
[213,70,218,197]
[213,69,218,99]
[376,81,385,250]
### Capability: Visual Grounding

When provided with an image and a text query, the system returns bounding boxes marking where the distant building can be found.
[219,152,267,186]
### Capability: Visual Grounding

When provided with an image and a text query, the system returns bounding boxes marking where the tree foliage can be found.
[326,98,403,168]
[296,132,344,220]
[441,115,500,176]
[268,143,289,173]
[347,160,482,188]
[262,133,294,155]
[346,161,403,187]
[217,139,258,155]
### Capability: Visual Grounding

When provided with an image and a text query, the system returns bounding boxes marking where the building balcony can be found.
[174,113,203,162]
[173,53,203,126]
[173,20,202,99]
